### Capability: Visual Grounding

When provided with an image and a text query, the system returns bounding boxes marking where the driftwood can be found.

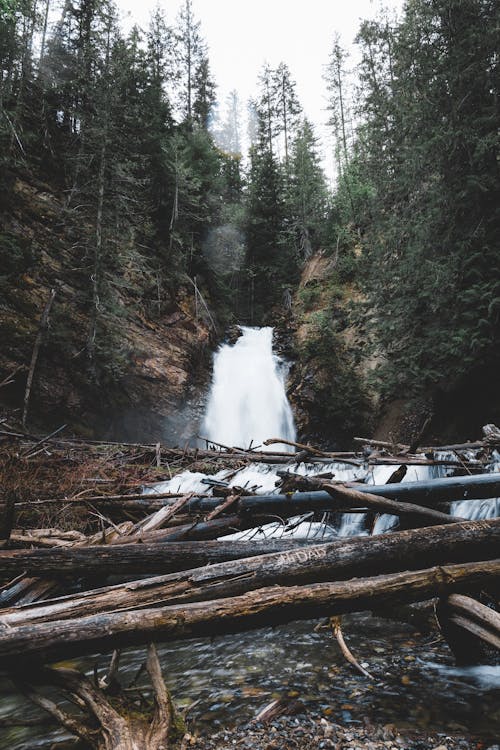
[3,518,500,629]
[330,615,374,678]
[278,473,461,526]
[13,643,185,749]
[0,539,318,576]
[8,471,495,535]
[0,502,184,603]
[437,593,500,665]
[6,490,198,510]
[354,433,500,452]
[225,472,500,515]
[0,559,498,662]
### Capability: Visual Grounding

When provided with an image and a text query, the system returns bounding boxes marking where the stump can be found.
[12,643,186,750]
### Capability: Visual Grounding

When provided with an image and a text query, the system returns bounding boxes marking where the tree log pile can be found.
[0,421,499,747]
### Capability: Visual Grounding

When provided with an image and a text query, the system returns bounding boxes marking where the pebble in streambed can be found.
[179,615,499,750]
[191,716,486,750]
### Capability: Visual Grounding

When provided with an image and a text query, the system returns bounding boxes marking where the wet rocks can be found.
[194,715,479,750]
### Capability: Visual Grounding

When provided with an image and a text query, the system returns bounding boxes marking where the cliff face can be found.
[0,173,211,442]
[286,251,499,448]
[285,251,374,447]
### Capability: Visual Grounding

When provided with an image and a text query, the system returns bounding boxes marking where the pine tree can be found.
[271,62,302,168]
[174,0,215,128]
[286,119,329,260]
[351,0,500,398]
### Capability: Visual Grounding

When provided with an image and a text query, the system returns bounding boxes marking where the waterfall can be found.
[201,327,296,451]
[152,327,499,538]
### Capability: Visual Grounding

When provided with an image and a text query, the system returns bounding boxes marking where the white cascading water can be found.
[151,326,499,537]
[201,327,295,451]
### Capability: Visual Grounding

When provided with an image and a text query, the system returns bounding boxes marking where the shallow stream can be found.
[1,326,499,747]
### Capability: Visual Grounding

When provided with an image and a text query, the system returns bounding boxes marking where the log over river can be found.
[1,326,499,749]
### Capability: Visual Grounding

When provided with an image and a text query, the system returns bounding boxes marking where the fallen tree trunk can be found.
[0,559,498,662]
[221,472,500,516]
[437,593,500,664]
[278,474,461,525]
[3,518,500,628]
[0,538,318,576]
[6,470,498,518]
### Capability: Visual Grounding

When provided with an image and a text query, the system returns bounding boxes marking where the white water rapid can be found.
[201,327,296,451]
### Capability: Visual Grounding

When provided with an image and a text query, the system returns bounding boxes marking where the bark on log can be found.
[436,593,500,665]
[3,518,500,628]
[0,559,498,662]
[13,470,491,520]
[0,539,318,576]
[283,474,461,525]
[222,473,500,515]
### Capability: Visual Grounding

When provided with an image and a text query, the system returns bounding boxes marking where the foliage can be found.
[0,232,33,282]
[328,0,500,403]
[0,0,231,384]
[298,305,373,439]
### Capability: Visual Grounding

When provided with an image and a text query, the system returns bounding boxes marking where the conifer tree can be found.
[286,119,329,260]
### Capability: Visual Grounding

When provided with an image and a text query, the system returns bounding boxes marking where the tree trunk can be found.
[0,538,317,576]
[0,559,498,662]
[3,519,500,629]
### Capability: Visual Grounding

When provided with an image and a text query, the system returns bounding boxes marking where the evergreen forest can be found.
[1,0,499,440]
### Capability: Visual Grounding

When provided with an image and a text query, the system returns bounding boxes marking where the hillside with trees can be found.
[1,0,499,444]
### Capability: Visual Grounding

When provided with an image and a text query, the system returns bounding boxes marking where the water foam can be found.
[201,327,295,451]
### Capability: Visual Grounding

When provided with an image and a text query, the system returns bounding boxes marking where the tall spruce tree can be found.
[352,0,500,398]
[285,118,329,260]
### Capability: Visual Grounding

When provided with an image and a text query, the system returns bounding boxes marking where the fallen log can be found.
[437,593,500,664]
[0,539,318,576]
[279,474,460,526]
[217,472,500,516]
[3,518,500,628]
[46,471,494,522]
[0,559,498,662]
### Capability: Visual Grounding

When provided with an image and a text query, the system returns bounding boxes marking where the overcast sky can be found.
[117,0,403,179]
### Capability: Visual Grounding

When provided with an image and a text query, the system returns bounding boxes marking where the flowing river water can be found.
[1,326,500,748]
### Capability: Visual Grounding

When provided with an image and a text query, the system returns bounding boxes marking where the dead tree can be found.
[0,558,498,663]
[12,643,185,750]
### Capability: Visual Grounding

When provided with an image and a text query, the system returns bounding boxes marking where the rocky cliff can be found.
[283,251,374,447]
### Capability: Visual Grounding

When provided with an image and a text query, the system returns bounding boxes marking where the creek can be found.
[1,326,499,748]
